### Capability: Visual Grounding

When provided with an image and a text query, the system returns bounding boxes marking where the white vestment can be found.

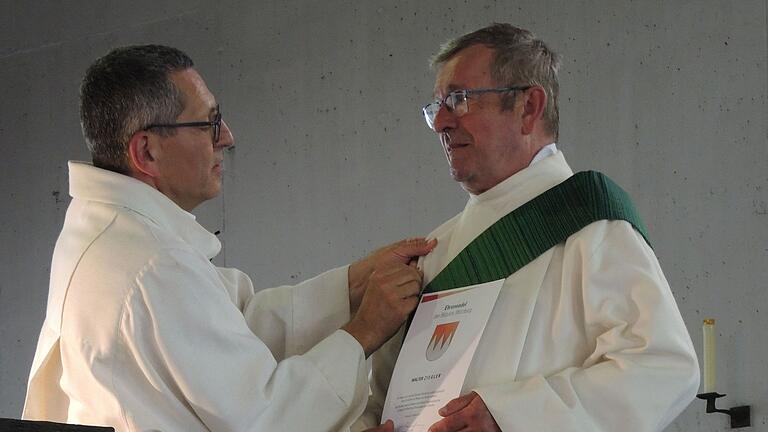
[357,151,699,431]
[24,162,368,432]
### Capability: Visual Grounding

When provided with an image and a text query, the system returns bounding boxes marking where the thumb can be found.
[368,419,394,432]
[438,391,476,416]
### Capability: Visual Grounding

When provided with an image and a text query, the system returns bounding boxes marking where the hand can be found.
[428,392,500,432]
[348,238,436,313]
[363,419,394,432]
[342,263,422,357]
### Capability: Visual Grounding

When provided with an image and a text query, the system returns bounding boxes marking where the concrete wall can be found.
[1,1,766,430]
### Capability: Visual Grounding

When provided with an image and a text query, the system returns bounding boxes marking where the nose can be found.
[431,104,457,133]
[217,120,235,149]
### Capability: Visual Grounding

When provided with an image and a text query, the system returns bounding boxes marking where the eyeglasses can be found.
[144,105,222,143]
[422,87,530,130]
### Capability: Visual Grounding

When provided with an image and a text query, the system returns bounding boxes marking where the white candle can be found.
[703,318,716,393]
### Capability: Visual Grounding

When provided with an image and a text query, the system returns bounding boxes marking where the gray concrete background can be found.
[1,1,766,430]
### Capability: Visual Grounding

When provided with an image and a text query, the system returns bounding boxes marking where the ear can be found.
[127,130,161,179]
[520,86,547,136]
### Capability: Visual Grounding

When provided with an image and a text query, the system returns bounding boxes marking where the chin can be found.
[201,186,221,203]
[449,168,470,184]
[208,188,222,200]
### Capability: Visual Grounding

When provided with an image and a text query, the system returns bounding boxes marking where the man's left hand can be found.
[428,391,501,432]
[362,419,394,432]
[348,237,436,313]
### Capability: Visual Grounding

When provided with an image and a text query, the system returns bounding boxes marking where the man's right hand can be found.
[348,238,436,314]
[342,263,422,357]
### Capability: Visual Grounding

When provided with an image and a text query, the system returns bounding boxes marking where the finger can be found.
[381,419,394,432]
[428,413,466,432]
[387,237,424,252]
[400,294,420,314]
[400,237,427,245]
[378,265,423,287]
[391,238,437,260]
[390,283,421,307]
[394,276,423,295]
[396,267,423,287]
[371,264,409,279]
[438,392,476,416]
[363,419,394,432]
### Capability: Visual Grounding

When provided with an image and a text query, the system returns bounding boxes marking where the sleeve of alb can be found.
[126,249,368,432]
[235,265,352,359]
[474,221,700,432]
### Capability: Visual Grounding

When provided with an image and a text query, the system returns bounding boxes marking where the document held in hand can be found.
[381,279,504,432]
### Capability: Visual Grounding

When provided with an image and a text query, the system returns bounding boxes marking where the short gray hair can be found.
[431,23,561,140]
[79,45,194,174]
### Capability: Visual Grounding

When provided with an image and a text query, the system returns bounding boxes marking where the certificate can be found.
[381,279,504,432]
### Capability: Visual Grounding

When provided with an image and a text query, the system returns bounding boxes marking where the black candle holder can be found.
[696,392,750,428]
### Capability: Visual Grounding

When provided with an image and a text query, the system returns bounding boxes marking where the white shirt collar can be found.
[468,147,571,205]
[67,161,221,260]
[468,142,560,202]
[530,142,558,165]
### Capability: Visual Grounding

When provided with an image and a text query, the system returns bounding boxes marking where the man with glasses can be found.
[358,24,698,432]
[24,45,435,431]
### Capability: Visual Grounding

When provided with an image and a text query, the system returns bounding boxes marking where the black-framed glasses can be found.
[422,87,531,130]
[144,105,222,143]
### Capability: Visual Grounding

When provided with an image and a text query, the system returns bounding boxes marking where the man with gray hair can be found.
[358,23,698,432]
[24,44,435,431]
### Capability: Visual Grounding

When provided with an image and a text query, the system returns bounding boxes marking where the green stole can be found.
[423,171,651,294]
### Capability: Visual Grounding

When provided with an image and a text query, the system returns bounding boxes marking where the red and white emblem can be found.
[425,321,459,361]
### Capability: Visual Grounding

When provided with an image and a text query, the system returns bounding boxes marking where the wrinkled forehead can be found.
[432,45,496,97]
